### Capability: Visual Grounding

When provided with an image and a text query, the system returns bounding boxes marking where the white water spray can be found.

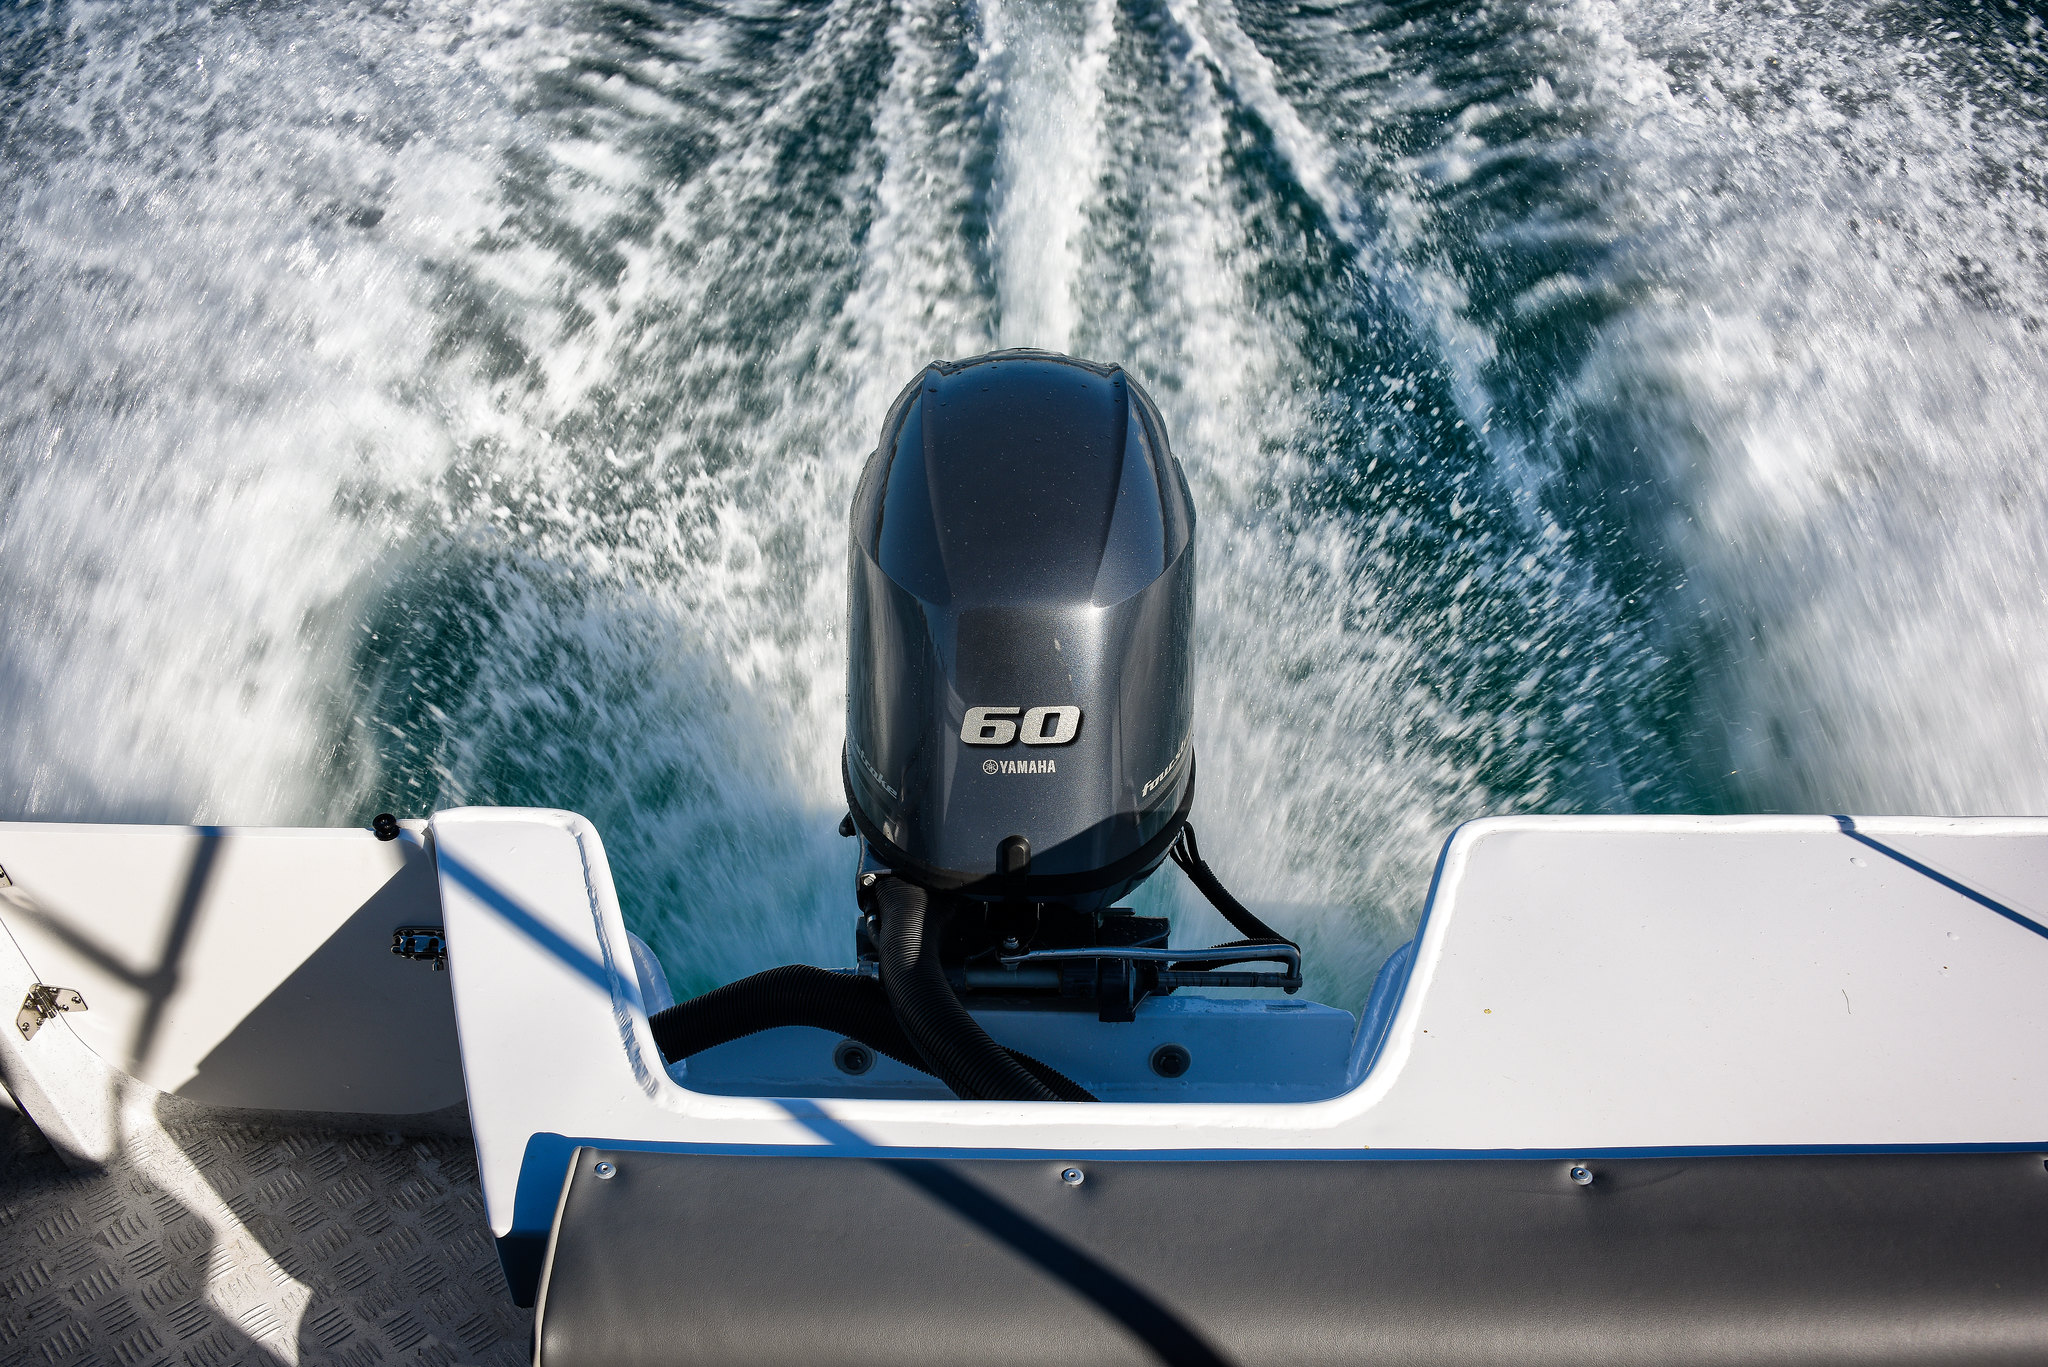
[2,0,2044,1008]
[982,0,1118,350]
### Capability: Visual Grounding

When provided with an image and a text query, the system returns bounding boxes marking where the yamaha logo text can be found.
[983,758,1057,775]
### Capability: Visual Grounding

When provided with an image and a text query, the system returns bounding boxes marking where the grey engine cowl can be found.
[843,350,1196,908]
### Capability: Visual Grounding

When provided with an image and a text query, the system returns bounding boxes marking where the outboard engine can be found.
[648,351,1301,1103]
[843,350,1195,908]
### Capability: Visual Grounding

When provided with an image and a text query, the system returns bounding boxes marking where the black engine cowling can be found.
[843,350,1196,910]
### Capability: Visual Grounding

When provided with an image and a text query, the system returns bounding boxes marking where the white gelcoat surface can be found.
[1379,820,2048,1148]
[0,822,459,1113]
[435,807,2048,1242]
[0,908,120,1166]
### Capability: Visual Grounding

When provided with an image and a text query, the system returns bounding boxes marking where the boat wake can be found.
[0,0,2043,1002]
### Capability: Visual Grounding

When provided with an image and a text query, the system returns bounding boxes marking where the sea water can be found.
[1,0,2043,1004]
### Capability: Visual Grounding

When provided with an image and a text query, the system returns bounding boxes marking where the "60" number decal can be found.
[961,705,1082,747]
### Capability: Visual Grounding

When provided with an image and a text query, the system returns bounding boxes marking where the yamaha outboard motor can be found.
[843,351,1195,908]
[648,351,1300,1103]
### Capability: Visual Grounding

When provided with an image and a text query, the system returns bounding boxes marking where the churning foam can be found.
[2,0,2044,1005]
[0,0,530,823]
[1528,0,2048,812]
[981,0,1117,350]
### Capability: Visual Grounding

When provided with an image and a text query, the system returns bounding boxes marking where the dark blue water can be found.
[2,0,2044,1005]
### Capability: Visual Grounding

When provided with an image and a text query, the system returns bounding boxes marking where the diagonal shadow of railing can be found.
[4,826,224,1080]
[130,829,221,1077]
[433,846,611,994]
[1833,816,2048,943]
[773,1100,1235,1367]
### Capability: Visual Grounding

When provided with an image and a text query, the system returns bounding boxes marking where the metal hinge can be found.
[16,984,86,1042]
[391,926,447,971]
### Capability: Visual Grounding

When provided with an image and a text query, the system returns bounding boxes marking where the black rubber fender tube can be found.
[875,879,1063,1102]
[647,964,1094,1102]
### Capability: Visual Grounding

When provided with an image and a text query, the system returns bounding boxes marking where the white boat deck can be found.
[4,811,2047,1360]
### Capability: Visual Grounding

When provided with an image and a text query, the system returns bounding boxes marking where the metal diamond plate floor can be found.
[0,1103,529,1366]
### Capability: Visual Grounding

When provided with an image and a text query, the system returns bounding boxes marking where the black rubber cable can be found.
[875,878,1063,1103]
[647,963,1094,1102]
[1170,938,1298,972]
[1170,824,1297,948]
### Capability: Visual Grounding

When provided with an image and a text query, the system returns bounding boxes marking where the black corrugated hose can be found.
[645,822,1283,1101]
[873,877,1064,1103]
[648,964,921,1070]
[647,961,1093,1102]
